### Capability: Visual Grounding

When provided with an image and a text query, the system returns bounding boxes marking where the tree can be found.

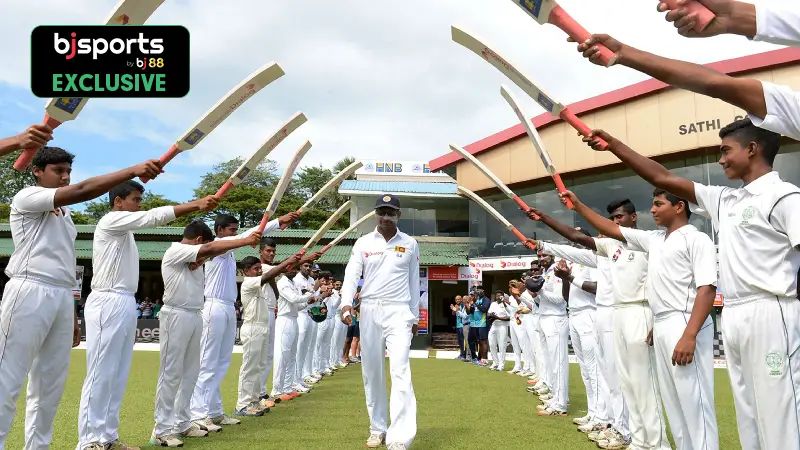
[83,192,182,224]
[0,154,35,203]
[0,203,9,223]
[70,210,93,224]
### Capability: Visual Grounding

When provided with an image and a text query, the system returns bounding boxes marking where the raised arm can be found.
[53,160,162,208]
[261,252,303,285]
[538,242,597,268]
[197,233,261,260]
[525,208,596,250]
[659,0,756,39]
[101,197,217,232]
[559,191,625,242]
[0,124,53,157]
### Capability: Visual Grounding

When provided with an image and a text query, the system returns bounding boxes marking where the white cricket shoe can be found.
[149,433,184,447]
[579,422,608,434]
[366,432,386,448]
[573,415,592,426]
[324,368,334,376]
[303,376,319,385]
[538,393,553,401]
[508,368,520,374]
[82,443,105,450]
[387,443,407,450]
[211,414,241,426]
[192,418,222,433]
[179,423,209,438]
[537,407,567,417]
[588,427,615,443]
[337,361,348,369]
[597,429,631,449]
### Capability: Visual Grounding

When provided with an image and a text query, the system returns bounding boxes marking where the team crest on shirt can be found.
[766,351,785,377]
[611,248,622,262]
[740,206,756,226]
[627,253,635,262]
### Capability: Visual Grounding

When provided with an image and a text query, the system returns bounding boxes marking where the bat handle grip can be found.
[512,195,539,220]
[141,144,180,183]
[13,114,63,171]
[552,174,574,210]
[558,109,608,150]
[320,244,332,254]
[214,181,234,199]
[511,227,536,250]
[549,5,617,67]
[660,0,715,31]
[257,212,272,234]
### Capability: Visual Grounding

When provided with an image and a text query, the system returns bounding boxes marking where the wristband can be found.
[570,277,586,289]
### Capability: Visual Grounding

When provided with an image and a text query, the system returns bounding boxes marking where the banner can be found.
[358,160,432,175]
[468,256,536,272]
[418,268,429,335]
[428,266,458,280]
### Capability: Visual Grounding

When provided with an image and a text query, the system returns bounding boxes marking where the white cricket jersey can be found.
[593,237,649,305]
[340,227,421,322]
[277,275,313,317]
[260,264,279,308]
[161,243,204,311]
[293,273,316,311]
[240,276,270,325]
[326,290,341,319]
[567,263,598,312]
[620,225,718,317]
[694,173,800,302]
[537,265,567,316]
[91,206,176,294]
[753,3,800,47]
[748,81,800,141]
[488,301,511,327]
[541,242,613,307]
[519,290,538,314]
[203,221,279,304]
[6,186,77,288]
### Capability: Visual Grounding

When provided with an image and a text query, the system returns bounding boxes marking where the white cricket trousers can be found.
[653,312,718,450]
[153,306,202,437]
[613,303,669,450]
[77,291,137,448]
[236,322,269,411]
[535,316,550,386]
[595,305,629,436]
[488,322,509,368]
[539,314,569,412]
[329,319,348,367]
[569,309,605,422]
[296,313,317,381]
[190,298,236,421]
[270,315,298,396]
[258,311,277,398]
[359,303,416,448]
[509,320,527,371]
[313,318,333,374]
[722,296,800,450]
[0,278,73,450]
[520,314,539,375]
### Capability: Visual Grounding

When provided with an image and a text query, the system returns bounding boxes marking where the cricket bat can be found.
[319,211,377,255]
[13,0,166,171]
[448,144,539,219]
[256,140,313,233]
[500,85,573,209]
[214,112,307,198]
[659,0,715,32]
[509,0,616,66]
[457,186,536,250]
[140,62,286,182]
[451,26,607,150]
[298,160,363,213]
[302,201,353,250]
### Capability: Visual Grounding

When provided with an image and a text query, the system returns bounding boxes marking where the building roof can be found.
[429,47,800,171]
[339,180,459,197]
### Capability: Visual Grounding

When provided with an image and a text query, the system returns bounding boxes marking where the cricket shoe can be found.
[324,368,334,376]
[526,379,539,385]
[303,376,319,385]
[517,370,532,377]
[211,414,241,426]
[262,393,280,404]
[366,432,386,448]
[535,386,551,395]
[528,374,539,380]
[293,385,311,394]
[236,402,266,417]
[277,393,294,402]
[508,368,520,374]
[336,361,348,369]
[259,397,276,409]
[82,443,104,450]
[192,418,222,433]
[149,433,183,448]
[537,407,567,417]
[536,403,550,412]
[573,415,592,426]
[106,440,140,450]
[387,443,407,450]
[597,429,631,449]
[579,422,608,434]
[287,391,302,399]
[538,393,553,401]
[588,427,614,443]
[312,371,323,379]
[179,423,209,438]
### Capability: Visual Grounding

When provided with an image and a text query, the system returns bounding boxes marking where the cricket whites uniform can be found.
[318,288,341,372]
[78,206,176,448]
[621,225,719,450]
[340,227,420,448]
[271,276,313,397]
[257,266,280,399]
[190,222,278,422]
[507,295,531,372]
[518,290,540,376]
[488,301,511,369]
[594,237,669,450]
[537,265,569,413]
[236,276,271,412]
[328,289,348,368]
[153,243,205,437]
[0,187,77,449]
[294,272,318,383]
[694,173,800,449]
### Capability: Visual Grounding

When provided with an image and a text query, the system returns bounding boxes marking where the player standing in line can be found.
[329,279,349,370]
[487,291,512,371]
[340,194,420,450]
[315,272,340,376]
[506,284,531,375]
[514,277,541,379]
[190,212,298,431]
[77,181,217,450]
[294,262,321,389]
[582,121,799,449]
[0,145,161,449]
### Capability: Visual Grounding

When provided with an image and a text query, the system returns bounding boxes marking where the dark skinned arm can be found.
[260,253,302,286]
[53,160,162,208]
[672,285,717,366]
[527,208,596,250]
[559,191,625,242]
[0,124,53,157]
[197,233,261,261]
[569,276,598,295]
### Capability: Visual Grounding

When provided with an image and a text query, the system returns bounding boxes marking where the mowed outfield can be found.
[7,351,741,449]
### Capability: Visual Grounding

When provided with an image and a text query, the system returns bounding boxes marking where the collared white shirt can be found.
[277,275,313,317]
[203,220,279,304]
[340,227,421,323]
[593,237,649,305]
[567,263,598,312]
[753,3,800,47]
[91,206,176,294]
[621,225,717,317]
[748,81,800,142]
[6,186,77,288]
[260,264,279,308]
[518,290,538,314]
[161,243,204,310]
[240,276,270,325]
[488,301,511,327]
[293,272,316,311]
[694,172,800,301]
[326,290,341,320]
[537,265,567,316]
[541,243,613,307]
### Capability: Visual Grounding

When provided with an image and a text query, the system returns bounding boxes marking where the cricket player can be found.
[487,291,512,371]
[315,273,340,375]
[190,212,298,431]
[235,251,302,417]
[506,286,530,374]
[329,280,349,369]
[514,278,541,378]
[583,121,800,449]
[151,222,260,446]
[0,146,161,449]
[340,194,420,450]
[77,181,217,450]
[294,262,321,387]
[534,254,570,417]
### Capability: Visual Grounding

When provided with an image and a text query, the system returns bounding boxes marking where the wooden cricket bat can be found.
[302,201,353,250]
[319,211,377,255]
[256,140,313,233]
[298,160,363,213]
[457,186,536,250]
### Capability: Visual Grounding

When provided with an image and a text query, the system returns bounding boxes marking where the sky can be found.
[0,0,782,202]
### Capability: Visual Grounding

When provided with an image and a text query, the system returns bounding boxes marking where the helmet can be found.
[308,302,328,323]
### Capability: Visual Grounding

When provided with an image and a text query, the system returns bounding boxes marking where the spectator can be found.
[468,289,491,366]
[136,299,143,319]
[153,299,163,319]
[450,296,472,361]
[140,298,154,320]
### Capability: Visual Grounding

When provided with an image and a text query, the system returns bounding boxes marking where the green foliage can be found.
[70,210,93,224]
[0,203,9,223]
[0,154,35,203]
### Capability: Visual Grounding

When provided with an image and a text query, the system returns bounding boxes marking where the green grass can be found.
[7,351,740,449]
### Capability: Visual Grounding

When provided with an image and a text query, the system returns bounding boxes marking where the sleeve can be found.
[408,241,421,324]
[619,228,659,254]
[693,183,729,230]
[240,278,260,307]
[747,82,800,142]
[770,192,800,249]
[518,293,536,310]
[689,234,718,288]
[339,239,364,311]
[279,279,313,305]
[163,244,200,266]
[98,206,177,232]
[592,238,613,258]
[541,242,598,267]
[752,3,800,47]
[477,298,491,313]
[12,187,56,213]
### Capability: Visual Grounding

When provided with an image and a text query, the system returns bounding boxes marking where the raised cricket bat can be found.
[13,0,165,171]
[214,112,307,198]
[658,1,715,32]
[256,140,313,233]
[451,26,607,149]
[298,160,363,213]
[448,144,539,219]
[320,211,377,254]
[508,0,617,67]
[140,62,286,182]
[500,85,573,209]
[302,201,353,250]
[457,186,535,250]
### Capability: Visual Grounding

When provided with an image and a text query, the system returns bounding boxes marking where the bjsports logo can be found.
[53,31,164,60]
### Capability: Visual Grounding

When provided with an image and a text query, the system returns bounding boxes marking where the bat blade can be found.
[500,86,556,175]
[322,211,377,253]
[458,186,535,249]
[303,201,353,250]
[299,160,363,213]
[448,144,515,199]
[509,0,557,25]
[256,140,313,233]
